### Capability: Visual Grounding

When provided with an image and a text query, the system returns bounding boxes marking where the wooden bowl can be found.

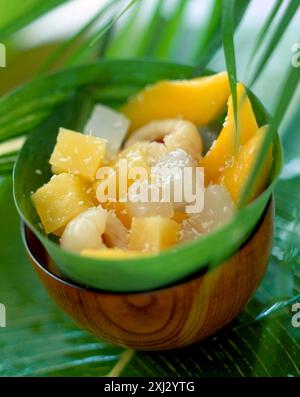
[22,201,273,351]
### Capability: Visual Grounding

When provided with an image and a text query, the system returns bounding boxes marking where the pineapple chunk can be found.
[129,217,179,253]
[50,128,106,182]
[32,173,94,234]
[119,142,150,182]
[95,142,150,205]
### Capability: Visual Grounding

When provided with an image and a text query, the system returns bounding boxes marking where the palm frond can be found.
[153,0,188,58]
[193,0,250,73]
[0,0,69,40]
[221,0,238,147]
[248,0,283,67]
[133,0,165,57]
[105,0,143,58]
[65,0,139,66]
[240,63,300,206]
[37,0,121,73]
[249,0,300,86]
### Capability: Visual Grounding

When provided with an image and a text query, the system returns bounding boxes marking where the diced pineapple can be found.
[81,248,147,259]
[50,128,106,182]
[129,217,179,253]
[218,126,272,204]
[95,142,151,206]
[32,173,94,234]
[119,142,150,182]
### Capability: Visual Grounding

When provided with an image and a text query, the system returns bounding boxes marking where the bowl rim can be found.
[21,222,207,296]
[21,197,273,296]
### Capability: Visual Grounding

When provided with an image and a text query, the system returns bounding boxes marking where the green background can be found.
[0,0,300,376]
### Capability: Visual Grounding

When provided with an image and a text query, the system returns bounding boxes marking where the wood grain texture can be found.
[24,201,273,351]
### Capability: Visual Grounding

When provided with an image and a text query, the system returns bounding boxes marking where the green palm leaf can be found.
[221,0,238,146]
[0,0,70,40]
[37,0,121,73]
[249,0,300,86]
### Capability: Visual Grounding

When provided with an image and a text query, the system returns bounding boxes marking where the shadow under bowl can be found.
[22,201,273,351]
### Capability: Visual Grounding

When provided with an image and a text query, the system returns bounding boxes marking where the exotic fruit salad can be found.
[32,72,272,258]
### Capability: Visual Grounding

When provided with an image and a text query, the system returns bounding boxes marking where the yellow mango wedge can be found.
[200,83,258,184]
[218,126,272,204]
[122,72,230,131]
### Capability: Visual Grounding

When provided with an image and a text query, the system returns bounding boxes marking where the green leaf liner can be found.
[13,60,283,292]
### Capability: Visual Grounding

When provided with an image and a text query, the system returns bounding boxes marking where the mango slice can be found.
[218,126,272,204]
[32,173,94,234]
[129,217,180,253]
[81,248,148,259]
[122,72,230,131]
[50,128,106,182]
[200,83,258,184]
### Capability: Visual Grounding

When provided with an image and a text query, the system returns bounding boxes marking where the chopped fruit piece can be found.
[200,83,258,184]
[50,128,106,182]
[119,142,150,176]
[60,207,107,253]
[153,149,199,211]
[84,104,130,158]
[101,200,132,229]
[32,173,94,234]
[180,185,235,242]
[103,212,129,250]
[218,126,272,204]
[127,180,174,219]
[173,211,188,224]
[122,72,230,131]
[125,119,202,160]
[129,217,179,253]
[95,142,151,205]
[145,141,169,164]
[81,248,148,259]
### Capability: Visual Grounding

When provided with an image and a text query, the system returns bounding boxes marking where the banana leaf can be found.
[12,60,282,292]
